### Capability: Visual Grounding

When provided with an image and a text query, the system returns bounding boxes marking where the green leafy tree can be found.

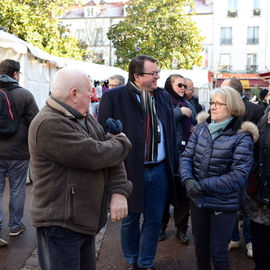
[107,0,204,70]
[250,85,260,99]
[0,0,88,60]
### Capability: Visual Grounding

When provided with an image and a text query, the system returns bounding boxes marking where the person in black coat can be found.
[159,74,197,244]
[222,78,264,258]
[258,88,269,112]
[0,60,39,247]
[245,112,270,270]
[98,55,176,270]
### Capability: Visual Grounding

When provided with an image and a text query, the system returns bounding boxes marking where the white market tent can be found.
[0,30,211,111]
[0,30,128,109]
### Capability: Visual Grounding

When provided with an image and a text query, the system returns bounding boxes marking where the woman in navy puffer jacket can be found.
[180,86,258,270]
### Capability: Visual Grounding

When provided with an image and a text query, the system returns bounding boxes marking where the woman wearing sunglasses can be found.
[180,86,258,270]
[159,74,197,243]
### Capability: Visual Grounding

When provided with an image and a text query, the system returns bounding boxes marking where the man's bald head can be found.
[221,78,243,95]
[51,68,91,101]
[51,67,92,117]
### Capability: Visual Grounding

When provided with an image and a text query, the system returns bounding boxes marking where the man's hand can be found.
[107,132,127,139]
[110,193,128,222]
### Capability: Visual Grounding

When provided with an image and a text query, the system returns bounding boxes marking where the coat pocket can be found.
[67,186,76,221]
[66,183,105,230]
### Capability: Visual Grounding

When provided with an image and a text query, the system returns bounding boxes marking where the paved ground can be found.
[97,218,255,270]
[1,180,255,270]
[0,182,36,270]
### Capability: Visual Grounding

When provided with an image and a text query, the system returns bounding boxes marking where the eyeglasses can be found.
[186,87,194,91]
[108,84,119,88]
[209,101,227,108]
[139,69,161,77]
[178,83,187,89]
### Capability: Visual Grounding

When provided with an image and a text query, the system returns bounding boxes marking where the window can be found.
[84,7,97,17]
[228,0,238,16]
[253,0,261,15]
[94,28,104,46]
[75,29,84,41]
[220,27,232,45]
[247,53,257,72]
[254,0,260,9]
[219,54,231,72]
[228,0,237,10]
[247,26,259,44]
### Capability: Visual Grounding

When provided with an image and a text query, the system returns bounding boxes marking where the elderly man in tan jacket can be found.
[28,67,132,270]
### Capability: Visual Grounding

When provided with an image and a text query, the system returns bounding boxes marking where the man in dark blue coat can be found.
[98,55,176,270]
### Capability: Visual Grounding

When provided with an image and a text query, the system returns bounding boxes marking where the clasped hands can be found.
[184,179,202,197]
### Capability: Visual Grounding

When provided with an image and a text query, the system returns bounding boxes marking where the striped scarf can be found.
[132,82,160,162]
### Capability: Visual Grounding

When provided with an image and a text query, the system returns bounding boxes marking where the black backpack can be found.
[0,88,20,139]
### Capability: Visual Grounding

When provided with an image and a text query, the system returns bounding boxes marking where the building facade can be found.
[59,0,270,78]
[212,0,270,74]
[59,0,128,66]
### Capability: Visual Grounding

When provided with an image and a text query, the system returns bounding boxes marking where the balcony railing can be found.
[220,38,232,45]
[246,65,257,73]
[218,65,231,72]
[227,10,238,17]
[253,8,261,16]
[247,38,259,45]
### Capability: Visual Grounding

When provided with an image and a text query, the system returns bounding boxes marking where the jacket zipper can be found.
[68,186,75,221]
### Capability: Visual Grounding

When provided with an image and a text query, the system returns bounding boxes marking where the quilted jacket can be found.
[180,112,258,212]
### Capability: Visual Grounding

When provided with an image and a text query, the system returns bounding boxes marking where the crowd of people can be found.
[0,55,269,270]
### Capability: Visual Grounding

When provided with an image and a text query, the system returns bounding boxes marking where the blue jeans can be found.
[231,210,252,244]
[121,161,168,268]
[0,159,29,231]
[191,203,237,270]
[37,226,96,270]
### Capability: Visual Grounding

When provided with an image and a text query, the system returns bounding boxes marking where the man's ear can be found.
[134,73,140,83]
[69,87,78,103]
[13,71,19,82]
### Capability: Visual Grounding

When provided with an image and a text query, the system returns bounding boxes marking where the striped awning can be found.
[258,72,270,81]
[215,78,268,89]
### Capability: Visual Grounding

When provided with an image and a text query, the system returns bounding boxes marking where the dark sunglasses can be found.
[178,83,187,89]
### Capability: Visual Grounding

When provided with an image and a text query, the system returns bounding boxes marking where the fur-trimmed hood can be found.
[197,111,210,124]
[196,111,259,143]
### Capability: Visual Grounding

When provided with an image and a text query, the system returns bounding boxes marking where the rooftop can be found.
[193,0,213,15]
[61,0,213,19]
